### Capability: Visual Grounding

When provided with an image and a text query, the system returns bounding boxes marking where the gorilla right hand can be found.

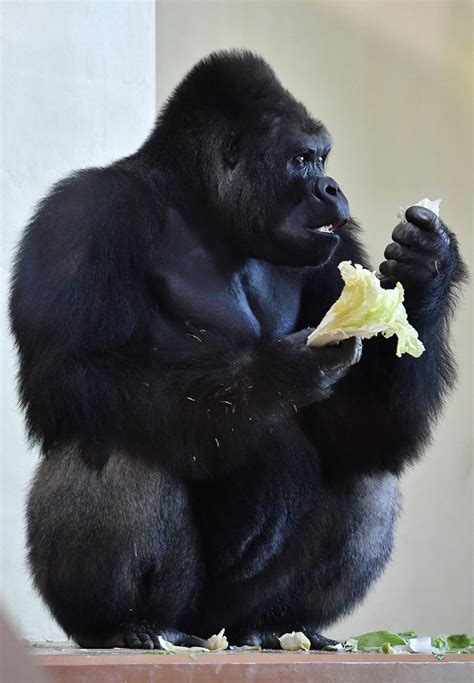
[261,330,362,406]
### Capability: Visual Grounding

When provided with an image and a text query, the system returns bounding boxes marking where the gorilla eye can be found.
[293,152,325,168]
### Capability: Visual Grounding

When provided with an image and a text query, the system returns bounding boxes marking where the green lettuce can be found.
[351,631,408,649]
[342,631,474,656]
[307,261,425,358]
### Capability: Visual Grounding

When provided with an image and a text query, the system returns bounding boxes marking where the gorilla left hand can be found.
[379,205,457,308]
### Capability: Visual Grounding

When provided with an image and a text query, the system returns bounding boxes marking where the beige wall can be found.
[1,0,471,643]
[1,0,156,641]
[156,0,473,636]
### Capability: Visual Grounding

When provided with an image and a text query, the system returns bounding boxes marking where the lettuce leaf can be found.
[444,634,473,650]
[351,631,408,649]
[306,261,425,358]
[343,631,474,655]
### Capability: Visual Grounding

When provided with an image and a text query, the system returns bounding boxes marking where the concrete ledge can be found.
[31,646,474,683]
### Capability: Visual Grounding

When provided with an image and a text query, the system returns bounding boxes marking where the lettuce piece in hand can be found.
[398,197,441,222]
[306,261,425,358]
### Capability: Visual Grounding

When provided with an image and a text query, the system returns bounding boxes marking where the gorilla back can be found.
[10,51,464,648]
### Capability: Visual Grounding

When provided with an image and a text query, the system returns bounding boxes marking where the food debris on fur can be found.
[185,333,203,343]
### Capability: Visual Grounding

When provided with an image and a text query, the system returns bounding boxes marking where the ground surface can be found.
[23,641,474,683]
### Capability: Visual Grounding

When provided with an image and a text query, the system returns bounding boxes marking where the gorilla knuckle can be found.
[384,242,402,259]
[392,223,416,244]
[379,259,398,276]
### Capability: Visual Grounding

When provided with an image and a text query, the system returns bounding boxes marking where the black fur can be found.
[9,50,466,648]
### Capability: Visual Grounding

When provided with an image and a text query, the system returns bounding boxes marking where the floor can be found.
[22,642,474,683]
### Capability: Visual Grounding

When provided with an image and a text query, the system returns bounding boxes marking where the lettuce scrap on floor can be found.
[340,631,474,657]
[146,628,473,658]
[278,631,311,651]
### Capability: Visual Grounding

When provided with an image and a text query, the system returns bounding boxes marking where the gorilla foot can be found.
[75,624,208,650]
[234,627,338,650]
[303,630,339,650]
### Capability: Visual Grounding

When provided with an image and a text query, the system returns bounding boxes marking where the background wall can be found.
[1,0,472,641]
[156,0,473,637]
[0,0,156,640]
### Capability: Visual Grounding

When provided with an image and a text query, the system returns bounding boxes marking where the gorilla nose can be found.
[313,176,341,201]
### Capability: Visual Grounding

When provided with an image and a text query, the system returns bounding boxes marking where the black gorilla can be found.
[10,51,465,649]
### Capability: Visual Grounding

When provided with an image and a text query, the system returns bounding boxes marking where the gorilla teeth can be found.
[317,225,334,233]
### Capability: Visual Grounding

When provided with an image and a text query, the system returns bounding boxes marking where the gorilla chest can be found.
[148,223,304,341]
[148,209,302,344]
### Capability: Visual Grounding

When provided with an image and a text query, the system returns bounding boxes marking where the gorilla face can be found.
[157,51,351,268]
[219,115,350,268]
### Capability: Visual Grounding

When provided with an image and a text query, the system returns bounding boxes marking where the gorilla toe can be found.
[75,625,208,650]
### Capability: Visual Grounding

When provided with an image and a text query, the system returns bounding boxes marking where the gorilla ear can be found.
[223,134,240,170]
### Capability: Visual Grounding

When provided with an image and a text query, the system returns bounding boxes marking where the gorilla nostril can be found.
[313,176,345,204]
[324,183,338,197]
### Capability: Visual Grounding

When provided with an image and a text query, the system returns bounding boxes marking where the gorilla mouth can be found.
[310,219,348,233]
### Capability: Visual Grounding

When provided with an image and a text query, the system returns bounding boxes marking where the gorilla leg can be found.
[27,446,204,648]
[193,424,399,647]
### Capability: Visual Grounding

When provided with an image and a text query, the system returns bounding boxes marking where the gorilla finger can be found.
[405,206,450,243]
[150,633,161,648]
[177,633,208,648]
[379,275,397,289]
[320,336,362,368]
[384,242,404,260]
[138,633,154,649]
[379,259,398,278]
[405,206,441,232]
[124,632,144,648]
[380,259,433,284]
[384,243,439,273]
[276,328,315,348]
[259,632,281,649]
[233,631,265,647]
[157,628,208,648]
[392,222,429,248]
[307,633,339,650]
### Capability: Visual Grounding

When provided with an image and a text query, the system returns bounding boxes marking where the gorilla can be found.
[10,51,465,649]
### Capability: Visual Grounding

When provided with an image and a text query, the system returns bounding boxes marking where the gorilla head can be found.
[150,51,350,267]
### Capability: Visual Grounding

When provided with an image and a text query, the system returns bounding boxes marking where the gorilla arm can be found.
[10,168,359,478]
[297,209,466,477]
